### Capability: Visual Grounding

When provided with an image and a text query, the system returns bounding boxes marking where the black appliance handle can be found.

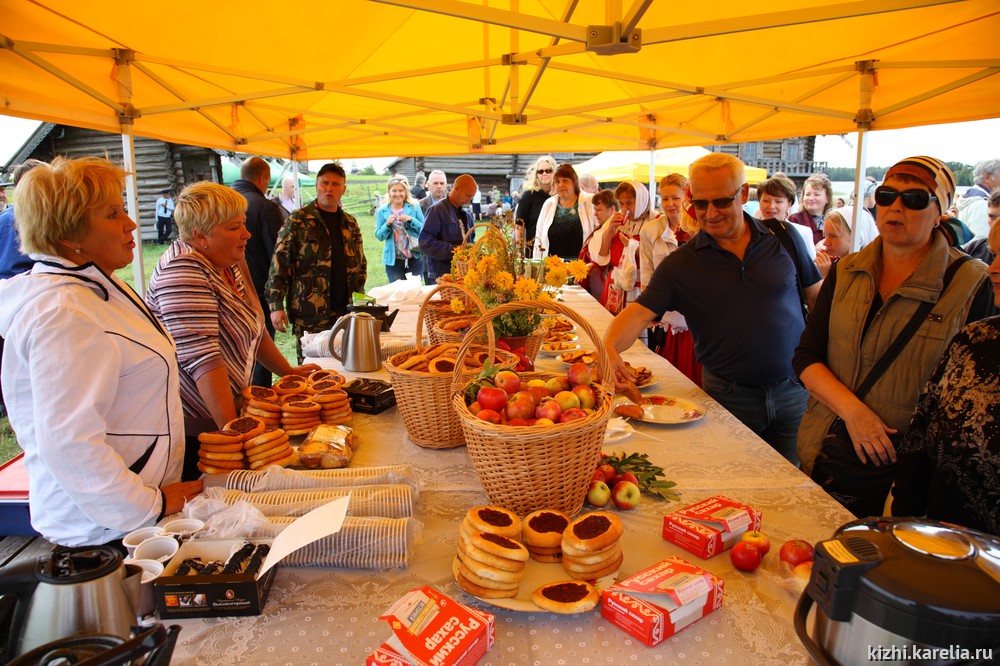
[0,559,42,663]
[793,591,839,666]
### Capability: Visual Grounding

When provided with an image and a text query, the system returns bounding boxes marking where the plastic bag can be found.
[181,496,273,540]
[296,424,356,469]
[301,329,334,358]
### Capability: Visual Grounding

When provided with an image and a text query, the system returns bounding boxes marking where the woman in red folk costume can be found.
[586,181,650,315]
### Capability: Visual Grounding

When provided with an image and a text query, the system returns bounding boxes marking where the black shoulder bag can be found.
[762,218,809,323]
[810,255,972,518]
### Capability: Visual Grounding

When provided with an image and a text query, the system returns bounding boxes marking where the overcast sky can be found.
[3,113,998,174]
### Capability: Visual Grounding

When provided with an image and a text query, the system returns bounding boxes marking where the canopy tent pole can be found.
[649,147,655,200]
[850,60,876,253]
[121,125,145,295]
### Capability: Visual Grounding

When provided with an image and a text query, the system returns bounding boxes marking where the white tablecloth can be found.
[168,286,853,665]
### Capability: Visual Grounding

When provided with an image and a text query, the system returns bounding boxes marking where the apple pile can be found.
[729,532,815,577]
[587,465,641,511]
[466,362,598,426]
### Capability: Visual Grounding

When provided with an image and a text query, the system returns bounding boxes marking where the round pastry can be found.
[562,512,623,553]
[246,399,282,412]
[564,554,622,581]
[457,557,522,586]
[452,559,518,599]
[457,538,527,573]
[614,404,645,419]
[522,509,569,548]
[529,551,563,564]
[470,532,529,562]
[531,580,599,614]
[281,415,323,426]
[245,437,291,460]
[320,415,352,426]
[197,429,242,446]
[563,541,622,566]
[223,416,266,441]
[272,376,306,395]
[525,545,562,555]
[312,389,349,405]
[428,356,457,374]
[198,440,245,454]
[197,462,243,475]
[284,425,320,436]
[465,506,521,538]
[241,385,279,402]
[195,457,244,470]
[244,427,285,449]
[197,450,246,462]
[249,449,295,469]
[308,379,344,394]
[281,400,321,414]
[307,369,337,383]
[562,549,623,574]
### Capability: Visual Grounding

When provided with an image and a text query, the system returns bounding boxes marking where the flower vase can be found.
[497,336,533,371]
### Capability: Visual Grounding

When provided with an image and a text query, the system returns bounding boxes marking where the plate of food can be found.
[557,349,598,365]
[540,341,581,355]
[542,330,579,344]
[541,316,575,334]
[459,558,618,613]
[613,395,705,424]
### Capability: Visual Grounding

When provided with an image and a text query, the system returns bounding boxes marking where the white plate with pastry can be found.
[466,559,618,612]
[540,342,581,356]
[613,395,705,424]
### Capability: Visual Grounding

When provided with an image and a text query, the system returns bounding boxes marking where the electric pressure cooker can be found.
[795,517,1000,665]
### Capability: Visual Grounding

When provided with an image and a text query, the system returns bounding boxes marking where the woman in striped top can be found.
[146,182,317,480]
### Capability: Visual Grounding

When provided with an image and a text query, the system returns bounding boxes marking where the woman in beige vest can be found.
[793,156,995,517]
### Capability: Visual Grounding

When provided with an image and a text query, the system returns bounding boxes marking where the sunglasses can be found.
[874,186,937,210]
[536,168,554,174]
[690,184,744,211]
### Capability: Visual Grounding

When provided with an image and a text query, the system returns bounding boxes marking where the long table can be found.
[169,286,853,664]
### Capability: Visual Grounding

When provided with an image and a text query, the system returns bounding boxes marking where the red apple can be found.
[597,464,617,481]
[571,384,596,410]
[545,376,571,396]
[506,391,536,420]
[779,539,815,567]
[592,468,609,482]
[526,379,547,389]
[477,409,503,424]
[730,542,762,571]
[559,407,588,423]
[553,390,581,412]
[527,385,550,405]
[586,480,611,507]
[534,398,562,422]
[610,471,638,488]
[611,480,641,510]
[476,386,508,412]
[567,362,593,387]
[493,370,521,395]
[467,401,482,416]
[741,531,771,556]
[792,561,813,583]
[507,417,531,426]
[533,417,555,426]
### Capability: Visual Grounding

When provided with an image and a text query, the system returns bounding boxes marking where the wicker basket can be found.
[451,222,507,280]
[423,299,461,336]
[386,284,515,449]
[424,282,486,345]
[451,300,613,515]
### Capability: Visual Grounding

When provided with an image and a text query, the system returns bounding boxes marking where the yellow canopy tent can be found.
[2,0,998,287]
[575,147,768,184]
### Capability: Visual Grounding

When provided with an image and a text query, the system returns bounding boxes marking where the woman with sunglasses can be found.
[515,156,557,254]
[794,156,995,518]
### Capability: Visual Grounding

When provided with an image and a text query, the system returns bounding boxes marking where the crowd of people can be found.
[0,149,997,550]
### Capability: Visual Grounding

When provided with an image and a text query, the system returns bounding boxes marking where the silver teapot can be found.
[329,312,383,372]
[0,545,143,659]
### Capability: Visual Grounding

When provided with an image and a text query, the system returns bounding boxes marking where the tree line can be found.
[826,163,974,186]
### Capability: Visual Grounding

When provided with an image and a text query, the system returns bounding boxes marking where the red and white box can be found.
[601,557,724,647]
[366,586,494,666]
[661,495,762,559]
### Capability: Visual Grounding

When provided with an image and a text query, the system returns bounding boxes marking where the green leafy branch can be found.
[601,451,681,501]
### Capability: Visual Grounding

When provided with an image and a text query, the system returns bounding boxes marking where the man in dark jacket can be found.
[419,174,477,281]
[232,156,285,386]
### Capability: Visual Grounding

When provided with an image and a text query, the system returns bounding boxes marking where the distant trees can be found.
[824,163,973,186]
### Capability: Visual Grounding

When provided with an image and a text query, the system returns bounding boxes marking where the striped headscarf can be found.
[883,156,956,215]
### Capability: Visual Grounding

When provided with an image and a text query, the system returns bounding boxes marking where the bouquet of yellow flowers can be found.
[450,249,590,338]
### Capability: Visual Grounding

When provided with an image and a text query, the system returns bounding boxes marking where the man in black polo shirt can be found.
[418,174,477,282]
[603,153,821,465]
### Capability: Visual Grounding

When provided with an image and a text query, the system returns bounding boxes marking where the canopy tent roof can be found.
[575,146,768,183]
[1,1,998,161]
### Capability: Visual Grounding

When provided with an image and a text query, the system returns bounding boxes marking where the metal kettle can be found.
[329,312,382,372]
[0,546,142,660]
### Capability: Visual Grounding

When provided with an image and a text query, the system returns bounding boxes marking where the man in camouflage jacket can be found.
[267,162,367,361]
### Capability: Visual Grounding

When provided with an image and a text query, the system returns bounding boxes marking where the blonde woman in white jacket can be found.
[0,157,202,547]
[532,163,597,260]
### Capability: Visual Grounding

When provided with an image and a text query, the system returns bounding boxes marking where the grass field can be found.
[0,195,390,464]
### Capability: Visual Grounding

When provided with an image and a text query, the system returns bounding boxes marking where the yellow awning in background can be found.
[575,147,768,184]
[1,1,998,160]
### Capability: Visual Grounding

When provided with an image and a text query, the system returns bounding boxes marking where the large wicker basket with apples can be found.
[386,283,518,450]
[451,300,613,516]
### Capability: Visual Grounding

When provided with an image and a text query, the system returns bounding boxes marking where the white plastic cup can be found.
[123,526,165,557]
[132,535,179,564]
[161,518,205,538]
[129,558,164,617]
